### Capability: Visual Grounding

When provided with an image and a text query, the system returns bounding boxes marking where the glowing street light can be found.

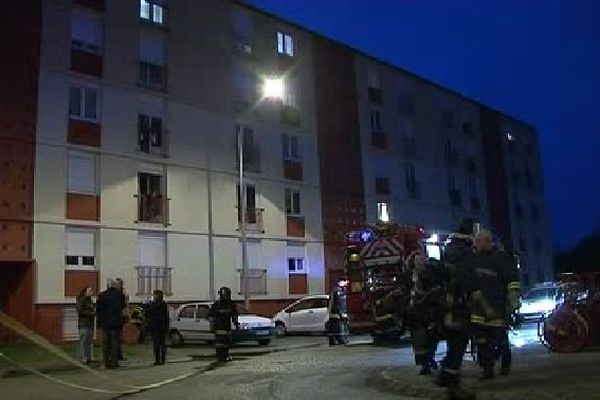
[263,77,284,99]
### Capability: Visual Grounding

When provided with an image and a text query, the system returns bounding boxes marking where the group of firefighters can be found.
[326,218,520,399]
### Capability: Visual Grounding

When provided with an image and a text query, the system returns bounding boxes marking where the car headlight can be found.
[239,323,250,330]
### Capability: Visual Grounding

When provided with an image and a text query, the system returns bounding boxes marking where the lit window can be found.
[377,202,390,222]
[282,134,300,160]
[287,242,306,274]
[140,0,166,25]
[277,31,294,57]
[426,244,441,260]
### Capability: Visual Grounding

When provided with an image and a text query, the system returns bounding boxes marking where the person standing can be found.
[146,290,169,365]
[96,280,126,369]
[114,278,129,361]
[76,286,95,364]
[407,252,443,375]
[468,230,520,379]
[209,287,238,362]
[327,278,349,346]
[437,219,476,400]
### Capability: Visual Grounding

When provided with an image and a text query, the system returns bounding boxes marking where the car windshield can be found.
[523,288,556,301]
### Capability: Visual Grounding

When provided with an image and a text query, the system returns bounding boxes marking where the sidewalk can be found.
[376,345,600,400]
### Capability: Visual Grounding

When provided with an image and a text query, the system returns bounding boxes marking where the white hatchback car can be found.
[169,302,275,346]
[272,295,329,335]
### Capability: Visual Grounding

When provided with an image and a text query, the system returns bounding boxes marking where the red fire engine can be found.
[344,223,426,342]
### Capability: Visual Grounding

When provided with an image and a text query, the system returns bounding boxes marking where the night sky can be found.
[247,0,600,250]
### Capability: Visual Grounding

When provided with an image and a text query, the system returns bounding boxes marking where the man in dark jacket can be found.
[96,280,126,368]
[437,218,476,400]
[146,290,169,365]
[469,230,520,379]
[209,287,238,362]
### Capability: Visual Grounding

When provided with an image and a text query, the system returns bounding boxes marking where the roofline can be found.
[234,0,535,130]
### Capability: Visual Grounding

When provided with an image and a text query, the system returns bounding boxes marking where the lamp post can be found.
[238,126,250,310]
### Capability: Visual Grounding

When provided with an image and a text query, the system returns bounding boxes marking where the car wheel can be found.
[275,322,286,336]
[258,339,271,346]
[169,330,183,347]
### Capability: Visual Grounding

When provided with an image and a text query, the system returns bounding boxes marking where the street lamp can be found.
[262,77,284,100]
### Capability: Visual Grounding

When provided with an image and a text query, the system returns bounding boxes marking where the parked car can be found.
[168,302,275,347]
[519,283,559,321]
[272,295,329,335]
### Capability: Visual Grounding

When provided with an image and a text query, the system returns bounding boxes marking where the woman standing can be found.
[76,286,95,364]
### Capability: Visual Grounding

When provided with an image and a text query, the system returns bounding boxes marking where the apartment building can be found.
[1,0,325,341]
[0,0,552,341]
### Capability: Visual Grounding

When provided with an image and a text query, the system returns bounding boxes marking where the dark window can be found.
[375,177,391,195]
[138,114,163,153]
[179,305,196,319]
[138,172,164,223]
[371,131,386,149]
[82,256,95,266]
[66,255,79,265]
[370,110,382,132]
[368,87,382,104]
[285,189,301,215]
[196,305,210,319]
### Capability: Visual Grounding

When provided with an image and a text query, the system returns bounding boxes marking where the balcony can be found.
[139,61,166,91]
[283,159,303,181]
[136,266,172,296]
[237,207,265,233]
[135,194,170,225]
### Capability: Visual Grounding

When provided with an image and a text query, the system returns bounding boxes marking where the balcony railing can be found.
[136,266,172,296]
[135,194,170,225]
[139,61,166,90]
[237,207,265,233]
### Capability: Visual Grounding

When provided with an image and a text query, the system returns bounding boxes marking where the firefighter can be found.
[209,287,239,362]
[469,230,520,379]
[407,251,444,375]
[437,218,476,399]
[327,278,349,346]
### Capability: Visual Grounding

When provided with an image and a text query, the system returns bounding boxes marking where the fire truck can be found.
[344,223,427,343]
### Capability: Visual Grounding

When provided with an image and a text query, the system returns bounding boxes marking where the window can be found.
[140,0,165,25]
[139,33,165,88]
[375,177,391,195]
[471,197,481,212]
[370,109,382,132]
[287,242,306,274]
[137,232,170,296]
[65,227,96,268]
[285,189,301,216]
[138,114,164,153]
[367,67,380,89]
[239,268,267,295]
[179,305,196,319]
[235,125,260,171]
[276,31,294,56]
[232,8,253,55]
[282,134,300,161]
[405,164,416,192]
[69,86,99,121]
[138,172,165,223]
[67,151,97,194]
[232,64,257,100]
[377,202,390,222]
[71,10,103,54]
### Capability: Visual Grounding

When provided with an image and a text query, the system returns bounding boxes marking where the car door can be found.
[195,304,214,341]
[306,298,330,332]
[175,305,199,341]
[287,299,314,332]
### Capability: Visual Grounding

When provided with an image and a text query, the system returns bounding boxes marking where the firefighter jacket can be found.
[467,249,520,326]
[209,299,238,333]
[407,260,446,330]
[328,287,348,319]
[441,233,474,329]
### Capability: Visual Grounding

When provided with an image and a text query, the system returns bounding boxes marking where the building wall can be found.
[32,0,325,336]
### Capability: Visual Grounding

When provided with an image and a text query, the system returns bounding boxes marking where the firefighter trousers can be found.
[473,324,507,372]
[410,325,438,368]
[441,328,470,386]
[215,330,232,362]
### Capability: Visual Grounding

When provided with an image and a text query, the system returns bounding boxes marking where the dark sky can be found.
[247,0,600,250]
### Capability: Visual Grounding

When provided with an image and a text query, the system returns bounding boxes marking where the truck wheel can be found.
[275,322,287,336]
